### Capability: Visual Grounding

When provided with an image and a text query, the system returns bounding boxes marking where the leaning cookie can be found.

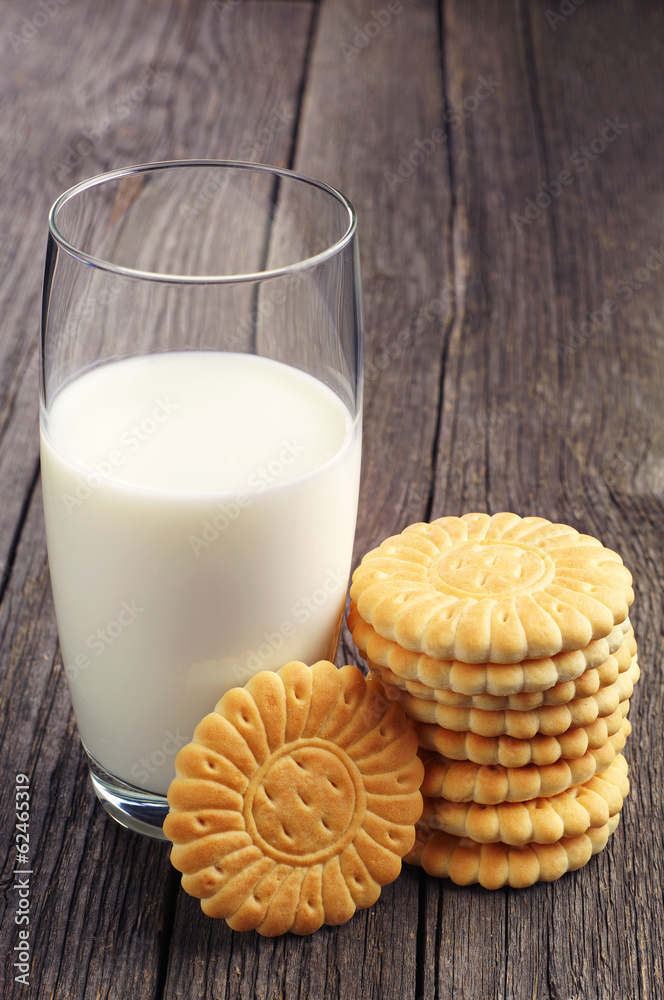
[349,602,630,696]
[404,814,621,889]
[421,755,629,845]
[420,719,630,803]
[163,660,424,936]
[351,513,633,664]
[369,630,636,708]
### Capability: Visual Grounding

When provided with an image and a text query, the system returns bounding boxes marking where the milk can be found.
[40,352,361,794]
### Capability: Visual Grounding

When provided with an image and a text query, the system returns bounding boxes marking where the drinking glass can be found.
[40,161,363,839]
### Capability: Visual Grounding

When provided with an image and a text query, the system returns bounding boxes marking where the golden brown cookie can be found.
[384,658,639,739]
[163,660,424,936]
[405,814,621,888]
[419,718,630,804]
[422,754,629,844]
[349,602,631,696]
[369,629,636,708]
[415,701,629,766]
[350,513,633,663]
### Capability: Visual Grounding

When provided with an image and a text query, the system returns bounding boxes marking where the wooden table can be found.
[1,1,662,997]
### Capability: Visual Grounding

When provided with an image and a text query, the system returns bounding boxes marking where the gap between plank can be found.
[153,867,182,1000]
[245,0,320,354]
[417,1,456,989]
[415,868,429,1000]
[0,457,41,608]
[424,0,457,527]
[285,0,321,174]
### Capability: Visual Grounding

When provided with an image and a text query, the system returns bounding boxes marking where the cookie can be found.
[349,602,631,696]
[369,629,636,708]
[419,718,630,804]
[415,700,629,766]
[422,754,629,844]
[405,814,621,888]
[384,658,639,738]
[350,513,633,663]
[163,660,424,936]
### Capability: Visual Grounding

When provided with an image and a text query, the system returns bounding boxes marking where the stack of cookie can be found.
[348,512,637,889]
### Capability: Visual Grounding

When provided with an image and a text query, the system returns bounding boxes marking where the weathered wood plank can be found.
[421,2,664,999]
[0,2,314,999]
[162,0,448,998]
[515,4,664,998]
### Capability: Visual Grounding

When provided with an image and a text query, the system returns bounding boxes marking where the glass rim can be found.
[48,159,357,285]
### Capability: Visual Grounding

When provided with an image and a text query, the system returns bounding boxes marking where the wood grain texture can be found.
[163,2,445,997]
[0,0,662,998]
[0,2,314,999]
[422,2,664,999]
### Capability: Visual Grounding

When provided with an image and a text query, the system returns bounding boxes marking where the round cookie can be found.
[349,602,631,696]
[350,513,633,664]
[420,719,630,804]
[164,660,424,936]
[422,754,629,844]
[405,814,621,888]
[369,629,636,708]
[414,700,629,766]
[385,658,640,739]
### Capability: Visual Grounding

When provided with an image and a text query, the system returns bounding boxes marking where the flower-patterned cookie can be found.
[350,513,633,664]
[348,602,631,696]
[421,754,629,846]
[383,658,639,739]
[414,701,629,767]
[419,718,630,804]
[164,660,424,936]
[405,814,621,888]
[366,629,636,708]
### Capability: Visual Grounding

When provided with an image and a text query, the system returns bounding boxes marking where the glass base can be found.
[86,752,170,840]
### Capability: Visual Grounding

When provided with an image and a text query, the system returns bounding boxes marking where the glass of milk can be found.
[40,161,363,839]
